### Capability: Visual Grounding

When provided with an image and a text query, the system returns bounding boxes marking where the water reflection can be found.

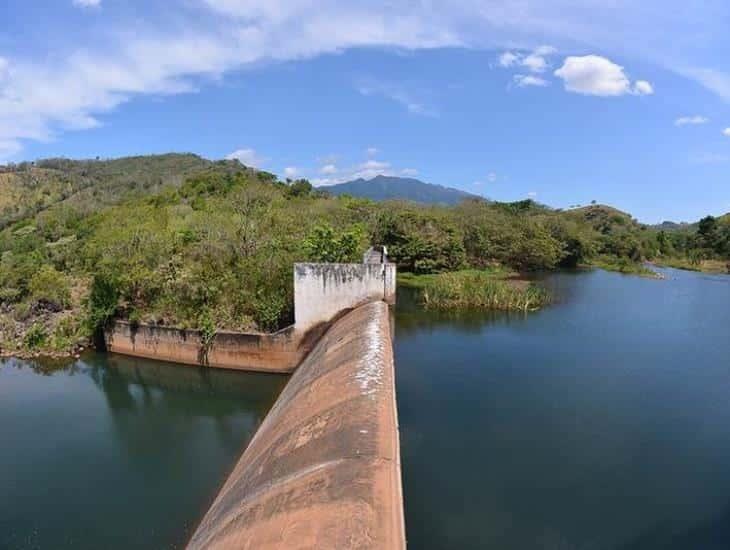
[396,268,730,550]
[396,285,534,335]
[0,353,286,549]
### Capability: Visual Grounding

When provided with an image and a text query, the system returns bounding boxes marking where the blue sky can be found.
[1,1,730,222]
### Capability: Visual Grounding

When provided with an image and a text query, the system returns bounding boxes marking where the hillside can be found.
[322,175,477,205]
[568,204,641,232]
[0,154,253,229]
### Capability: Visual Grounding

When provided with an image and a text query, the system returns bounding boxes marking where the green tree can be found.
[303,224,363,263]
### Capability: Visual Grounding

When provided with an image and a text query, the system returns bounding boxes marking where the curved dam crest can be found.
[187,301,405,549]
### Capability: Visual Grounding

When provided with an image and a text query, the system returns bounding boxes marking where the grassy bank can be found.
[401,270,549,312]
[588,256,662,278]
[652,257,729,274]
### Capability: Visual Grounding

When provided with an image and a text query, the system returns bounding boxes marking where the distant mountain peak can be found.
[320,175,478,205]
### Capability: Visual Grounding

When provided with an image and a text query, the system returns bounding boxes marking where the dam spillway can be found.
[187,301,405,549]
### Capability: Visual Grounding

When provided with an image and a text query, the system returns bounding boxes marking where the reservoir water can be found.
[2,267,730,549]
[0,354,286,549]
[395,267,730,549]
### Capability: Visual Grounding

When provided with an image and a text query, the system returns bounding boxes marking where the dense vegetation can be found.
[0,154,727,355]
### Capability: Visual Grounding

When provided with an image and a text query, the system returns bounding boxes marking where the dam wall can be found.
[103,322,323,373]
[188,301,405,549]
[294,262,397,333]
[105,260,395,372]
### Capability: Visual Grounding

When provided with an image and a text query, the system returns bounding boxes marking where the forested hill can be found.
[322,175,477,205]
[0,154,254,229]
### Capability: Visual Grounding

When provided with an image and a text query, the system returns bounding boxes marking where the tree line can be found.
[0,156,727,352]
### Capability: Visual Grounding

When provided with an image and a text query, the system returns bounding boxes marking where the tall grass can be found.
[419,271,549,312]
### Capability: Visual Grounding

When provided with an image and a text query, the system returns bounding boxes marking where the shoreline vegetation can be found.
[400,270,550,312]
[586,256,663,279]
[651,258,730,274]
[1,154,728,358]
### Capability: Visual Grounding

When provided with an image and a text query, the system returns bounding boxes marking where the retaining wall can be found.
[187,301,405,550]
[104,322,323,374]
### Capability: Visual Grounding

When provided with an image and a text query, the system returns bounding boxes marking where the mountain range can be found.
[321,175,478,205]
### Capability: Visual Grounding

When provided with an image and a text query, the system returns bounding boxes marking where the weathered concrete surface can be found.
[188,301,405,550]
[105,322,325,374]
[294,263,397,334]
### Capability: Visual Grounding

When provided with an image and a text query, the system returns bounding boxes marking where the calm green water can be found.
[395,267,730,550]
[0,354,286,549]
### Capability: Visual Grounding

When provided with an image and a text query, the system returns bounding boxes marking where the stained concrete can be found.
[294,263,397,334]
[104,322,324,374]
[187,301,405,550]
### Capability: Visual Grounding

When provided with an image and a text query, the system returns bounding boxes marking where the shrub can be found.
[252,290,288,332]
[86,274,120,331]
[303,224,363,263]
[51,317,81,351]
[29,265,71,309]
[24,323,48,350]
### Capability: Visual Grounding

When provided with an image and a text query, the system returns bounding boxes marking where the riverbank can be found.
[0,307,89,359]
[587,256,663,278]
[651,257,730,274]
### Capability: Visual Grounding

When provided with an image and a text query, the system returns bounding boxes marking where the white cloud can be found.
[514,74,549,87]
[676,67,730,103]
[401,168,419,176]
[487,172,497,182]
[320,163,337,174]
[360,159,390,171]
[283,166,299,178]
[498,45,556,74]
[366,147,379,157]
[357,78,437,117]
[675,115,709,126]
[3,1,729,156]
[723,128,730,137]
[313,157,395,186]
[634,80,654,95]
[522,53,549,73]
[0,3,459,157]
[498,52,519,67]
[527,191,538,198]
[554,55,653,97]
[534,45,557,57]
[225,148,266,167]
[73,0,101,7]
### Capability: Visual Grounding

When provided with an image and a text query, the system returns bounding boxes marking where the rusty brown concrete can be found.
[104,322,328,374]
[187,301,405,550]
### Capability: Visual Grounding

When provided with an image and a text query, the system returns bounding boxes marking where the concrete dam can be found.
[104,252,405,549]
